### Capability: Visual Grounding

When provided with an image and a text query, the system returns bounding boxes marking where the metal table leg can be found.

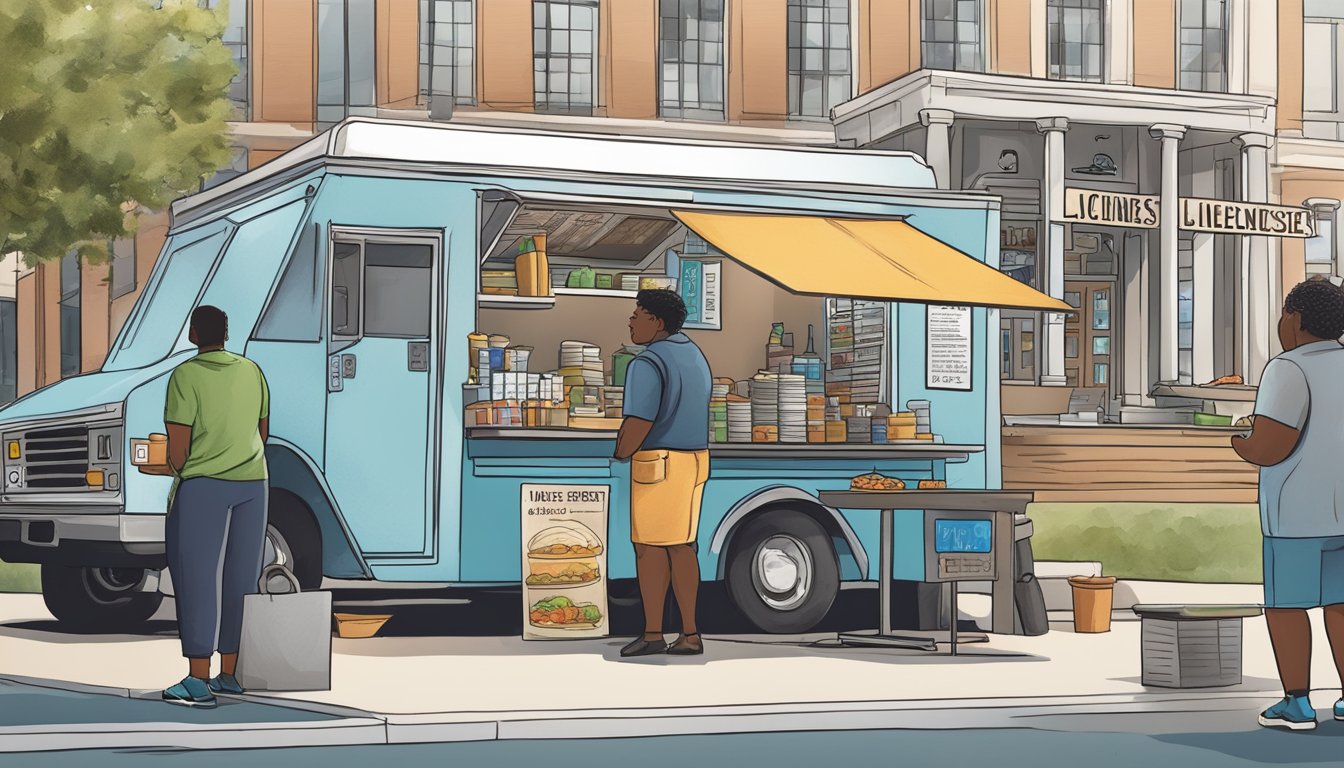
[836,507,937,652]
[949,580,958,656]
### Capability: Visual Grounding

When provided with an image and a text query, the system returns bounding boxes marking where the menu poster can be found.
[521,484,610,640]
[926,305,973,391]
[681,259,722,330]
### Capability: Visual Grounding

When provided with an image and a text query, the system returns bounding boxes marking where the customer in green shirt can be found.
[161,305,271,709]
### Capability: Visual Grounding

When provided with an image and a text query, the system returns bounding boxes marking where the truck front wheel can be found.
[725,509,840,634]
[41,565,163,632]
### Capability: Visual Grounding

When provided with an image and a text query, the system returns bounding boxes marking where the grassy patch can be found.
[1027,502,1261,583]
[0,560,41,593]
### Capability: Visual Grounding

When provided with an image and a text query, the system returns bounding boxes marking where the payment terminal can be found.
[923,509,999,655]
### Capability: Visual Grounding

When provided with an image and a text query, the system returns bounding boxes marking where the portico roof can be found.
[832,70,1276,148]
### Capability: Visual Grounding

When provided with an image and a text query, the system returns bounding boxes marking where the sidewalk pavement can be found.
[1,583,1341,752]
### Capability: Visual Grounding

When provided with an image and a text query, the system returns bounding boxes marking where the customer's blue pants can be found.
[166,478,268,659]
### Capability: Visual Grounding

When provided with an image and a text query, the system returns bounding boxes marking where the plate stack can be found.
[777,374,807,444]
[727,396,752,443]
[709,381,730,443]
[749,373,779,443]
[560,341,606,389]
[907,399,932,437]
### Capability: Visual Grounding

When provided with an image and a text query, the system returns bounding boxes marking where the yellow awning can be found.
[673,210,1072,312]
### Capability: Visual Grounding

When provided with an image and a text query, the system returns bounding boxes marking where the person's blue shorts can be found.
[1263,536,1344,609]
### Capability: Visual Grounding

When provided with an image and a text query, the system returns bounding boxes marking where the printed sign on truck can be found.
[521,484,611,640]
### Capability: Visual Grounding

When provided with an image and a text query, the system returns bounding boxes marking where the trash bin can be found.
[1068,576,1118,633]
[1013,514,1049,636]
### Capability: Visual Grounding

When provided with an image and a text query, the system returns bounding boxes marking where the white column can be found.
[1037,117,1069,387]
[1149,124,1186,385]
[919,109,955,190]
[1236,133,1273,385]
[1191,149,1217,385]
[1107,0,1133,86]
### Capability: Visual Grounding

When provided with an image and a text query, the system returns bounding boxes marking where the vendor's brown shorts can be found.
[630,449,710,546]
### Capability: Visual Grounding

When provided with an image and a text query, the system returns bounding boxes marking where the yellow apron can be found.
[630,449,710,546]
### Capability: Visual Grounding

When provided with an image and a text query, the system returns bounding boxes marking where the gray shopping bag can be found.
[235,565,332,692]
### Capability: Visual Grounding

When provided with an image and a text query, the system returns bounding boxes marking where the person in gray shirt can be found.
[1232,277,1344,731]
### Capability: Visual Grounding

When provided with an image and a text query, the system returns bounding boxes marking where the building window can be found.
[0,298,15,405]
[659,0,726,121]
[787,0,852,119]
[921,0,983,72]
[533,0,599,115]
[109,238,137,301]
[1305,198,1341,277]
[59,252,80,378]
[421,0,476,107]
[1305,4,1344,122]
[1047,0,1104,83]
[317,0,377,128]
[200,1,249,118]
[1178,248,1194,384]
[1179,0,1227,92]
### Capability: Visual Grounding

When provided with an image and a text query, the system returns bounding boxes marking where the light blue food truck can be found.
[0,119,1062,634]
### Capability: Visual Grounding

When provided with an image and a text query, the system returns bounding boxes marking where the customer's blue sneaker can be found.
[1258,695,1316,731]
[207,673,244,695]
[1335,698,1343,722]
[162,676,217,709]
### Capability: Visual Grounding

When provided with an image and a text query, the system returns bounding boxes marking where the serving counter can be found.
[466,427,984,462]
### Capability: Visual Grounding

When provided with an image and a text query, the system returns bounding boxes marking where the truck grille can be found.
[22,426,89,489]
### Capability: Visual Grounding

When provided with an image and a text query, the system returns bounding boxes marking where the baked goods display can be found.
[850,473,905,491]
[1206,374,1244,386]
[918,480,948,489]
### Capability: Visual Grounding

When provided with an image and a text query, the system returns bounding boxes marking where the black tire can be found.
[41,564,163,632]
[725,508,840,634]
[267,488,323,590]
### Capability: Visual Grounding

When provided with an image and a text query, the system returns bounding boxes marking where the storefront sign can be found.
[1060,188,1316,237]
[927,305,973,391]
[521,484,610,640]
[1062,188,1160,229]
[680,259,722,330]
[1178,197,1316,238]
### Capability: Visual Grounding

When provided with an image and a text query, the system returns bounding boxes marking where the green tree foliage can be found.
[0,0,236,265]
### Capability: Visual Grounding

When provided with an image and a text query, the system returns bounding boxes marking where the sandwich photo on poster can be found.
[521,484,610,640]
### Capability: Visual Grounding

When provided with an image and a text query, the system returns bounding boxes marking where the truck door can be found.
[325,229,442,558]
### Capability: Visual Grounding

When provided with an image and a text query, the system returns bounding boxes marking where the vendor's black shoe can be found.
[667,633,703,656]
[620,636,668,657]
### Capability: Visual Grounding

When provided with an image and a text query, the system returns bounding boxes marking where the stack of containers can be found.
[825,397,846,442]
[602,386,624,418]
[727,397,752,443]
[750,372,779,443]
[907,399,933,440]
[846,404,873,444]
[888,411,918,441]
[709,380,730,443]
[468,332,489,384]
[777,374,808,444]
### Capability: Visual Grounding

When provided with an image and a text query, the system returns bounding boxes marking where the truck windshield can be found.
[102,228,230,372]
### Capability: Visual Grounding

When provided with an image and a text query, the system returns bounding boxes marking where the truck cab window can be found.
[254,222,322,342]
[331,241,362,337]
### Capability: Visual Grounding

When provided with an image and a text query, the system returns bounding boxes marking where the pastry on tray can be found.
[850,473,905,491]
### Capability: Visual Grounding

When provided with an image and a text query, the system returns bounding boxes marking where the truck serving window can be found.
[103,228,230,371]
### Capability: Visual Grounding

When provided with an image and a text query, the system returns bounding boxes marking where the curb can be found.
[1,672,1291,752]
[0,675,388,754]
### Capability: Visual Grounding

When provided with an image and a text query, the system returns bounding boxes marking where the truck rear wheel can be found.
[266,489,323,591]
[41,565,163,632]
[725,509,839,634]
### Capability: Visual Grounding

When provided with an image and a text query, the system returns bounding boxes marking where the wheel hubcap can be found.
[263,525,297,592]
[751,535,813,611]
[84,567,144,605]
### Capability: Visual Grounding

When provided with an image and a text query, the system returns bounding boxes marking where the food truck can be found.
[0,119,1066,635]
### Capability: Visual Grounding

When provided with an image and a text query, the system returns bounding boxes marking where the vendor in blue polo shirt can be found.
[613,289,712,658]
